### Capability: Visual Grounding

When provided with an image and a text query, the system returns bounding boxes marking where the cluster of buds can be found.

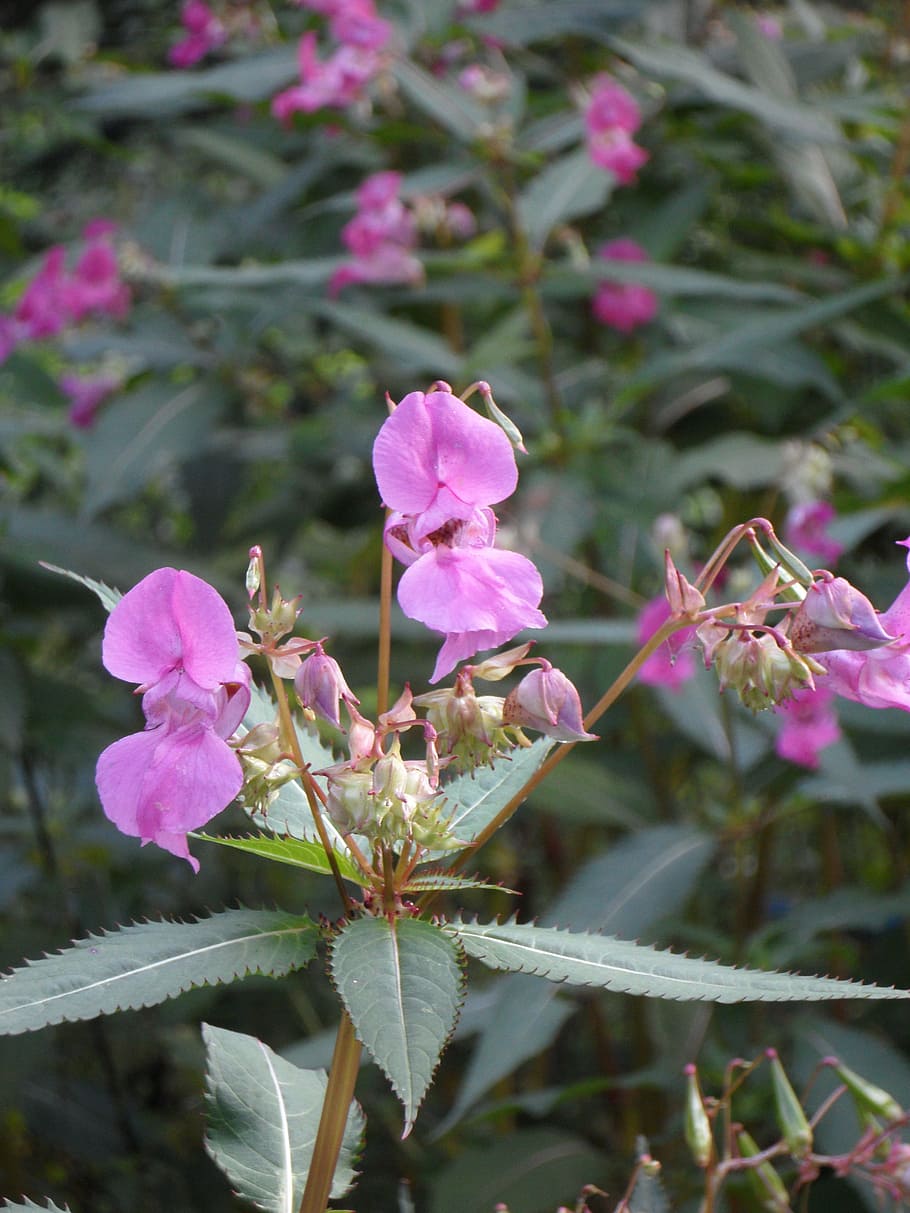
[235,723,302,818]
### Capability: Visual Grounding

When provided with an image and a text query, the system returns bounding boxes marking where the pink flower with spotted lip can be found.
[96,568,250,870]
[775,685,840,769]
[636,595,696,691]
[585,75,649,183]
[593,238,658,333]
[814,539,910,712]
[373,389,546,682]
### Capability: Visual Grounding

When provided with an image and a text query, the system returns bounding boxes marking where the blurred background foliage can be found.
[2,0,910,1209]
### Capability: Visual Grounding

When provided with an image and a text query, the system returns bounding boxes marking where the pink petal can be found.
[96,722,243,870]
[372,390,518,515]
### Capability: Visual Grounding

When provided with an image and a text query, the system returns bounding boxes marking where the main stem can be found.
[298,1010,363,1213]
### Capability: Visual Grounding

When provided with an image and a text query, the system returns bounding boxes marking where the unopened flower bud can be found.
[833,1061,903,1125]
[249,585,300,644]
[476,380,526,453]
[767,1048,813,1158]
[295,645,357,729]
[324,767,373,834]
[683,1064,713,1168]
[665,550,705,615]
[714,633,824,711]
[470,642,533,681]
[346,705,377,763]
[790,577,895,655]
[502,664,598,742]
[736,1129,791,1211]
[414,681,517,768]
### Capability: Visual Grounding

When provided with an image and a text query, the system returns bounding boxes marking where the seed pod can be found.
[737,1130,791,1211]
[835,1062,903,1126]
[683,1064,713,1168]
[767,1049,813,1158]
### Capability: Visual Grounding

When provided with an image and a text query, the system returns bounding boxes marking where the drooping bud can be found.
[414,676,519,769]
[246,546,262,599]
[736,1129,791,1211]
[346,705,377,763]
[713,632,825,711]
[683,1064,713,1168]
[502,663,598,742]
[833,1060,903,1125]
[665,550,705,615]
[767,1048,813,1158]
[475,380,526,453]
[323,766,374,834]
[294,644,358,729]
[236,723,302,818]
[789,576,895,655]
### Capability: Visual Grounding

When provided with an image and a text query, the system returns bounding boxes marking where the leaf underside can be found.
[1,1201,72,1212]
[204,1024,363,1213]
[445,918,910,1003]
[330,916,465,1134]
[0,908,320,1034]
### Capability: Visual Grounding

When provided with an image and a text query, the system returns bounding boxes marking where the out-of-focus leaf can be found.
[203,1024,363,1210]
[331,916,464,1134]
[393,58,487,140]
[431,1127,605,1213]
[174,127,289,188]
[518,148,613,251]
[544,262,802,302]
[145,258,342,289]
[316,302,461,376]
[752,882,910,967]
[81,380,227,517]
[611,37,839,141]
[470,0,646,46]
[77,47,299,117]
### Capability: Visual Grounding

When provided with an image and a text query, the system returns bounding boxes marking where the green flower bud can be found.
[833,1061,903,1125]
[683,1065,713,1168]
[767,1049,812,1158]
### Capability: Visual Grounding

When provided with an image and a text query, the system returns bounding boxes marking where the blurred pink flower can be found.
[168,0,226,68]
[757,14,783,39]
[592,238,658,332]
[59,371,121,429]
[14,247,71,340]
[775,686,840,769]
[330,171,423,294]
[328,0,391,50]
[585,75,649,183]
[373,388,545,681]
[64,232,131,322]
[636,595,696,691]
[784,501,844,566]
[96,568,250,870]
[271,33,381,120]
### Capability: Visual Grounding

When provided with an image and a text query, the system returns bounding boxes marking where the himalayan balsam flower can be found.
[59,371,120,429]
[814,539,910,712]
[503,663,597,742]
[774,686,840,769]
[585,74,649,184]
[373,388,546,682]
[168,0,227,68]
[96,568,250,870]
[330,171,423,294]
[592,239,659,333]
[784,500,844,566]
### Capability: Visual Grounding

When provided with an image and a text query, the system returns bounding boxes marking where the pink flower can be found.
[168,0,226,68]
[271,31,382,120]
[64,234,131,322]
[59,371,120,428]
[790,576,894,655]
[328,0,391,50]
[784,501,844,566]
[503,663,597,742]
[775,686,840,769]
[636,595,696,691]
[330,171,423,295]
[756,14,783,40]
[96,568,250,870]
[592,238,658,333]
[295,644,357,728]
[585,75,649,183]
[15,247,71,340]
[814,539,910,712]
[373,389,546,681]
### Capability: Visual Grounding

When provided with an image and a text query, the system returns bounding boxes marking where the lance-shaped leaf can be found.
[1,1202,72,1212]
[399,873,517,895]
[0,909,320,1034]
[39,561,122,613]
[203,1025,363,1213]
[193,833,367,886]
[445,918,910,1003]
[330,917,464,1134]
[440,738,554,847]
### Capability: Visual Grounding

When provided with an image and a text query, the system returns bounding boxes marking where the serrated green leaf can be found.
[1,1201,72,1212]
[440,738,554,847]
[518,148,613,251]
[204,1024,363,1212]
[0,909,320,1034]
[331,917,464,1134]
[39,561,122,612]
[194,833,367,886]
[446,919,910,1002]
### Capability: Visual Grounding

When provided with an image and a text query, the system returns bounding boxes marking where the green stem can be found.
[298,1010,363,1213]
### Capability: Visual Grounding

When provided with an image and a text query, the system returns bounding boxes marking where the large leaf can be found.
[468,0,645,47]
[193,833,367,886]
[330,916,464,1134]
[1,1203,72,1212]
[39,561,122,613]
[0,909,320,1034]
[440,738,555,847]
[446,918,910,1002]
[543,261,802,303]
[518,148,613,251]
[203,1024,363,1212]
[438,826,714,1131]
